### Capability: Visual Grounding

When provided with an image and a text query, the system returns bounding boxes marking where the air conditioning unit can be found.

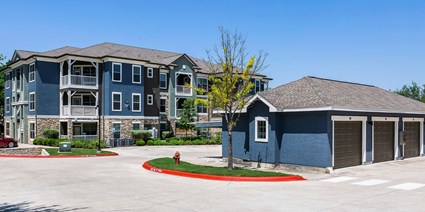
[59,142,72,152]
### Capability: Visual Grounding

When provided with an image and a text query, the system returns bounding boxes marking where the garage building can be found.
[222,76,425,169]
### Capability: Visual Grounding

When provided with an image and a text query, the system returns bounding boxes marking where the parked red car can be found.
[0,136,18,148]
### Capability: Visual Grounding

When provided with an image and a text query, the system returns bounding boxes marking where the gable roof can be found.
[252,76,425,114]
[7,42,272,79]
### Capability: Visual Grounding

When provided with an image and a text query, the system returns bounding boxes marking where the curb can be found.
[0,153,119,158]
[142,161,305,182]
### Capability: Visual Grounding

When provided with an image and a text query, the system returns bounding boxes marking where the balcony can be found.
[176,85,191,95]
[61,75,97,89]
[62,105,97,116]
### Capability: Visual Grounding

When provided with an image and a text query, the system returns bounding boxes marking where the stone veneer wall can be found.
[36,118,60,139]
[102,118,160,140]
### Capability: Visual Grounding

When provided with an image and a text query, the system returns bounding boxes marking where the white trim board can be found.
[331,116,367,168]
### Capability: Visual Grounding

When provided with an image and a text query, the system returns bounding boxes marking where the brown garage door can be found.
[374,122,395,163]
[404,122,420,158]
[334,121,362,169]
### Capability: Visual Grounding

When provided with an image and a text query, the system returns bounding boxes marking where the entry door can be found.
[334,121,363,169]
[404,122,420,158]
[73,126,82,136]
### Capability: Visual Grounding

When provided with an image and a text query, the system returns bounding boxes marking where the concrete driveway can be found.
[1,145,425,211]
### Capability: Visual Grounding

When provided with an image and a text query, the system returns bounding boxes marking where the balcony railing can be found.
[62,105,97,116]
[72,135,98,141]
[176,85,191,95]
[61,75,97,87]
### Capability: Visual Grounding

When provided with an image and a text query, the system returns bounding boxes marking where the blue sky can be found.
[1,0,424,90]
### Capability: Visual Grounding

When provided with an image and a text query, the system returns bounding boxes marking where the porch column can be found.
[96,91,99,115]
[59,61,63,86]
[59,91,63,116]
[96,62,99,89]
[67,59,71,86]
[67,90,71,116]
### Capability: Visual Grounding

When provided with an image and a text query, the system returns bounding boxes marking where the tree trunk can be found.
[227,127,233,170]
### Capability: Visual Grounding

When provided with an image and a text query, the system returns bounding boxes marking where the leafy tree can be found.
[175,98,197,138]
[0,54,6,125]
[197,27,268,169]
[394,81,425,103]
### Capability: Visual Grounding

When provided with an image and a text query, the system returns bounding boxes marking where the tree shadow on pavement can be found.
[0,201,89,212]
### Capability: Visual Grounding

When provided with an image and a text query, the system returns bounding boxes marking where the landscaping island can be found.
[143,158,305,182]
[44,148,116,156]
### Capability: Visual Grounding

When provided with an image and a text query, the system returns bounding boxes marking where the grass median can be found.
[148,157,294,177]
[44,148,115,156]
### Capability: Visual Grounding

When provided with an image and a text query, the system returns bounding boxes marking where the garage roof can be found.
[254,76,425,114]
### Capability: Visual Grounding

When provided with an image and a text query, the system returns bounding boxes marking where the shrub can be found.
[136,140,145,146]
[212,136,222,144]
[131,130,152,141]
[161,131,173,139]
[41,128,59,139]
[146,140,154,145]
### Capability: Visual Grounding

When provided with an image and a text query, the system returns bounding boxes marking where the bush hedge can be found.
[136,140,146,146]
[33,138,105,149]
[131,130,152,141]
[41,128,59,139]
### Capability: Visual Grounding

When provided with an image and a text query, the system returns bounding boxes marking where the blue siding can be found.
[279,112,331,167]
[28,63,37,116]
[103,62,144,116]
[36,61,59,115]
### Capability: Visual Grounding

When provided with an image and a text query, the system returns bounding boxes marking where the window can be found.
[5,73,10,89]
[132,93,141,112]
[112,92,122,111]
[147,68,153,78]
[255,79,261,93]
[160,98,166,113]
[29,92,35,111]
[29,63,35,82]
[160,73,167,89]
[197,102,207,114]
[16,68,21,91]
[255,117,268,142]
[82,123,97,135]
[12,71,15,91]
[132,122,141,130]
[112,123,121,139]
[112,63,122,82]
[160,122,168,131]
[132,65,141,84]
[5,122,10,136]
[83,95,96,106]
[29,122,36,139]
[197,77,208,95]
[5,97,10,113]
[147,94,153,105]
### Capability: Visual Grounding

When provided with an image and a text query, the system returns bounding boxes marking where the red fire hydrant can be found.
[173,151,181,165]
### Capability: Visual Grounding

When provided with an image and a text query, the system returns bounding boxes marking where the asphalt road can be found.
[1,145,424,211]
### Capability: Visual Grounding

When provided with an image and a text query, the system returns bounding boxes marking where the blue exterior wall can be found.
[103,62,144,116]
[28,63,37,116]
[278,112,331,167]
[36,61,60,115]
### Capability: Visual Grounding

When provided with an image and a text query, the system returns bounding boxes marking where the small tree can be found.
[196,27,267,169]
[175,98,197,138]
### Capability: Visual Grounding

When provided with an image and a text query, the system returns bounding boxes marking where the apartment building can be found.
[2,42,271,144]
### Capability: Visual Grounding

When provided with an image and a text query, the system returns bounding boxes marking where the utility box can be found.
[59,142,72,152]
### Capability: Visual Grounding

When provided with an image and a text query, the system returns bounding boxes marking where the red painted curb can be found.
[142,161,305,182]
[0,153,118,158]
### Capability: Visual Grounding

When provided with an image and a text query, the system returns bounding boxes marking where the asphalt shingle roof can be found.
[259,76,425,113]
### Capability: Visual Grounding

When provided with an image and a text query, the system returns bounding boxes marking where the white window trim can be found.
[331,116,367,167]
[147,68,153,78]
[5,121,10,136]
[112,63,122,82]
[160,97,167,114]
[371,117,400,161]
[29,92,36,111]
[29,122,36,140]
[132,93,141,112]
[5,73,10,89]
[5,97,10,113]
[160,73,167,89]
[255,116,268,142]
[132,65,142,84]
[29,63,35,82]
[147,94,154,105]
[197,77,208,95]
[112,92,122,111]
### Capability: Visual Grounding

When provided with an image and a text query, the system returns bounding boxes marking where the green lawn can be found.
[44,148,114,156]
[148,157,294,177]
